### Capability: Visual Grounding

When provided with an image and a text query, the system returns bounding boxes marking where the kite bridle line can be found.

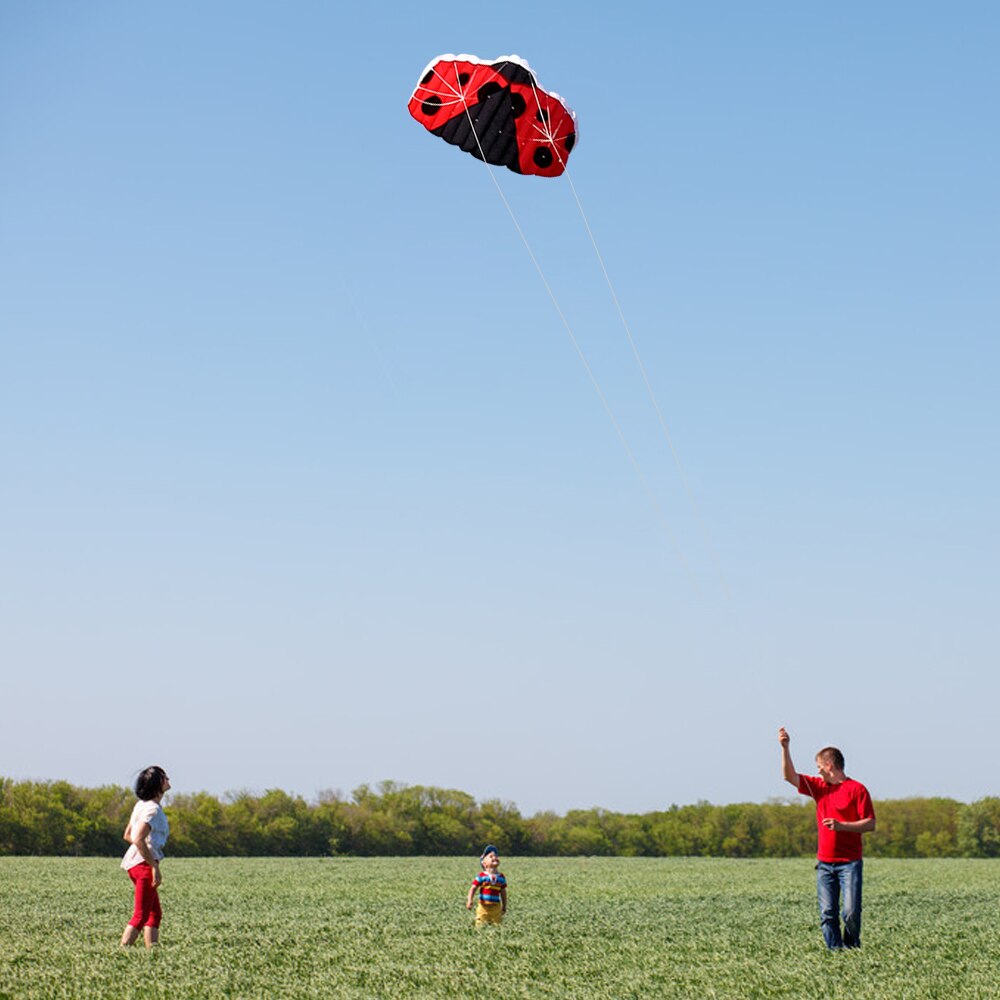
[525,74,730,599]
[434,60,695,587]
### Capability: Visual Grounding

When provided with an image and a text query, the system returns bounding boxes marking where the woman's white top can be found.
[121,799,170,870]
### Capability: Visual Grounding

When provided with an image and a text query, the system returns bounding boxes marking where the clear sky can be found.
[2,1,997,815]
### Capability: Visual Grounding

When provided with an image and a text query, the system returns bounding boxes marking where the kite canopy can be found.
[408,54,577,177]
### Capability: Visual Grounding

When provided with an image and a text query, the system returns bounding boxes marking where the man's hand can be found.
[822,816,876,834]
[778,727,790,747]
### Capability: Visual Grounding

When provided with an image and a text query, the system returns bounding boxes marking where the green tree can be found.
[957,798,1000,857]
[475,798,530,855]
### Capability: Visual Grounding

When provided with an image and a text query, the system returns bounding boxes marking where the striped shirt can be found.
[472,871,507,905]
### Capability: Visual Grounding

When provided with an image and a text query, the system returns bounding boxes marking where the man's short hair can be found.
[816,746,845,770]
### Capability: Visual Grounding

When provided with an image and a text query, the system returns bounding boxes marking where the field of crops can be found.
[1,856,998,998]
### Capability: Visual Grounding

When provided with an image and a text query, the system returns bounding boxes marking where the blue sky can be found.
[2,1,997,814]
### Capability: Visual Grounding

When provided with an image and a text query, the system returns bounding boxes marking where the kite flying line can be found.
[546,142,729,594]
[425,57,694,584]
[461,110,694,584]
[407,55,737,591]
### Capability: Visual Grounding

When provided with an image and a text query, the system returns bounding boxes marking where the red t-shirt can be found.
[798,775,875,862]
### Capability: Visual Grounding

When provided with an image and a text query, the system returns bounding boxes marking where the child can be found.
[466,844,507,927]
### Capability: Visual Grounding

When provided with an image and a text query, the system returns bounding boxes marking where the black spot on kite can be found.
[536,108,550,123]
[533,147,554,169]
[458,73,470,86]
[477,81,503,103]
[564,133,576,152]
[510,93,526,118]
[421,70,434,85]
[422,95,442,116]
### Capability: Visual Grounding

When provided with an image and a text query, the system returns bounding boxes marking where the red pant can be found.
[127,863,162,928]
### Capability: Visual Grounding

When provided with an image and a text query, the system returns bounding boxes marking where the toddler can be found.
[466,844,507,927]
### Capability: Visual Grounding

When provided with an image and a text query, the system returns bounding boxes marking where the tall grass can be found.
[1,857,997,998]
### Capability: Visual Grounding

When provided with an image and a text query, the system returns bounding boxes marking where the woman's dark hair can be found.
[135,765,168,801]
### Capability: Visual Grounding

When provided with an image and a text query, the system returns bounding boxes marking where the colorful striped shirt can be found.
[472,870,507,905]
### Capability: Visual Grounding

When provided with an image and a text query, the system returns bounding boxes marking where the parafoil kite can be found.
[408,54,577,177]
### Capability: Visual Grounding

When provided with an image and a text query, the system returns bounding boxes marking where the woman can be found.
[119,765,171,948]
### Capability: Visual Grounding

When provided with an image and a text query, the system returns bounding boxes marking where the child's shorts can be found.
[475,902,503,927]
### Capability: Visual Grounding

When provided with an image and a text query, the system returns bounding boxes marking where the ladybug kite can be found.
[408,54,578,178]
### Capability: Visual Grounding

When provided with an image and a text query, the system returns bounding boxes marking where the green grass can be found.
[1,857,998,998]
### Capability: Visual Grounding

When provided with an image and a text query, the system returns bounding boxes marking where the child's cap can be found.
[480,844,499,860]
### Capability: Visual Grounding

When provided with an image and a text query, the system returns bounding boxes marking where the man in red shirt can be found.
[779,727,876,949]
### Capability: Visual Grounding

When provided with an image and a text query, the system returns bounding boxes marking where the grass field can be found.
[1,856,997,998]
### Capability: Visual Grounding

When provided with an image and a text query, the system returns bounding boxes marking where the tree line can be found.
[1,777,998,858]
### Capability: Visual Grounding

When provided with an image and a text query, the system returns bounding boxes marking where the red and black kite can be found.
[408,54,577,178]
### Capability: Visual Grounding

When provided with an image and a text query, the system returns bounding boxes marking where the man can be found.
[778,727,876,949]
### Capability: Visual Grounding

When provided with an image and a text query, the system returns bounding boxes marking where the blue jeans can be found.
[816,860,863,949]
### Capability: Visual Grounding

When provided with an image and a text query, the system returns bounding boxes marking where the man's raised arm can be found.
[778,727,799,788]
